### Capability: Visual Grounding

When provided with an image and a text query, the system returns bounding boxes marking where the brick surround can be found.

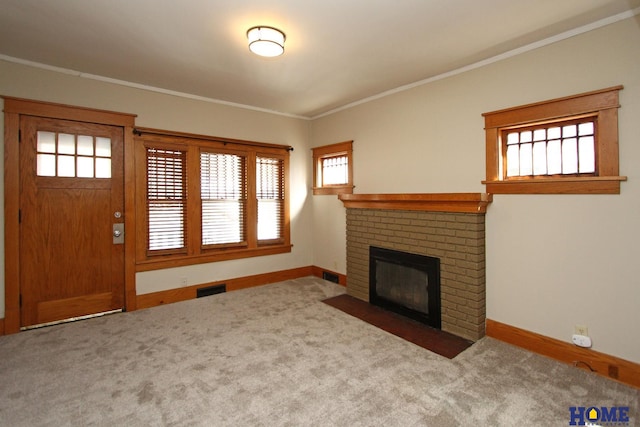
[344,206,487,341]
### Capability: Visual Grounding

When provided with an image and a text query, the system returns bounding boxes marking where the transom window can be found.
[482,86,626,194]
[312,140,354,195]
[135,128,291,270]
[504,117,596,178]
[36,131,111,178]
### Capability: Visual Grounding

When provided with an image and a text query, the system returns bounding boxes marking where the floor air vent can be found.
[197,284,226,298]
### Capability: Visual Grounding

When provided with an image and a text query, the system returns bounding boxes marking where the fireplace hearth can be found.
[369,246,441,329]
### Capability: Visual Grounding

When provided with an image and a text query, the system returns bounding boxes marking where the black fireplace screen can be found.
[369,246,441,329]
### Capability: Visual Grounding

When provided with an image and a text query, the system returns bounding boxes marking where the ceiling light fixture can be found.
[247,26,286,57]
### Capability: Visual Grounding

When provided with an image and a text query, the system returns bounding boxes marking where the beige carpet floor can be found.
[0,276,637,426]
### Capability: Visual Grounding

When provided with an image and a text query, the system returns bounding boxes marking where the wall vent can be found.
[322,271,339,284]
[197,284,226,298]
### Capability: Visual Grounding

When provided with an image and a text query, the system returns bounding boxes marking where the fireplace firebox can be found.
[369,246,441,329]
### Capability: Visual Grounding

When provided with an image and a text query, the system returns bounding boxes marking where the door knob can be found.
[113,223,124,244]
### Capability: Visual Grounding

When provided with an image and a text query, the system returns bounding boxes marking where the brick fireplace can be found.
[339,193,491,341]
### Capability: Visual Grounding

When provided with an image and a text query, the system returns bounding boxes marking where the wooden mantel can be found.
[338,193,492,214]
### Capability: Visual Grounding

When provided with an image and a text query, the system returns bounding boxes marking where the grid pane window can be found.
[504,118,596,178]
[36,131,112,178]
[312,141,353,195]
[321,154,349,186]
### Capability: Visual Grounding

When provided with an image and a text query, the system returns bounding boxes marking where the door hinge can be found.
[18,209,22,223]
[19,294,22,307]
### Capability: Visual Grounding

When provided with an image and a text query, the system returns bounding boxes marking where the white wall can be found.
[311,17,640,362]
[0,60,314,311]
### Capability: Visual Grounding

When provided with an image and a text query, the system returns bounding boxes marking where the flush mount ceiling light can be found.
[247,26,286,57]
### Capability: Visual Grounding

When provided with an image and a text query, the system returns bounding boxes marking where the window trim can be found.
[134,127,291,271]
[482,86,626,194]
[312,140,354,195]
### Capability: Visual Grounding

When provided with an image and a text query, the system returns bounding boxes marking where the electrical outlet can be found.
[180,277,188,287]
[574,325,589,336]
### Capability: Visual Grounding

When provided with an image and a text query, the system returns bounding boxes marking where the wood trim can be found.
[312,140,354,195]
[598,107,620,177]
[486,319,640,389]
[313,185,355,196]
[3,110,21,334]
[483,176,626,194]
[2,96,136,127]
[312,141,353,157]
[482,86,624,195]
[338,193,492,213]
[133,126,292,152]
[482,85,623,128]
[311,266,347,286]
[136,266,314,309]
[0,318,5,336]
[135,245,293,272]
[123,125,137,312]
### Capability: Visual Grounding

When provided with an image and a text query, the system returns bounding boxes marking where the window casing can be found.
[312,140,354,195]
[135,129,291,270]
[482,86,626,194]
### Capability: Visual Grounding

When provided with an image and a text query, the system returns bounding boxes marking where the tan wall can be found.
[311,17,640,362]
[0,60,314,314]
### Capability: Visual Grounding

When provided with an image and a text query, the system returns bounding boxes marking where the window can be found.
[200,151,246,247]
[504,118,596,177]
[36,131,112,178]
[257,156,285,242]
[312,140,354,195]
[135,128,291,270]
[482,86,626,194]
[147,147,187,254]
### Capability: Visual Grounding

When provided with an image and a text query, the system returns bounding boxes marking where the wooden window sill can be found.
[313,185,354,195]
[482,176,627,194]
[136,244,293,272]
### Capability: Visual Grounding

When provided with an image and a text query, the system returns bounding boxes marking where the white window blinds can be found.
[257,156,284,241]
[146,147,187,252]
[200,152,247,246]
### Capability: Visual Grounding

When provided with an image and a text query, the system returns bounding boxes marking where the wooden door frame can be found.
[3,97,138,334]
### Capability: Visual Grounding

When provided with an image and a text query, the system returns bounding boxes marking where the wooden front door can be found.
[19,116,125,327]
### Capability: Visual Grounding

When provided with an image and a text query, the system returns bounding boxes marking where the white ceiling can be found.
[1,0,638,118]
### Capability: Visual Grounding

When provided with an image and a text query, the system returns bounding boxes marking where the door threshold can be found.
[20,309,123,331]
